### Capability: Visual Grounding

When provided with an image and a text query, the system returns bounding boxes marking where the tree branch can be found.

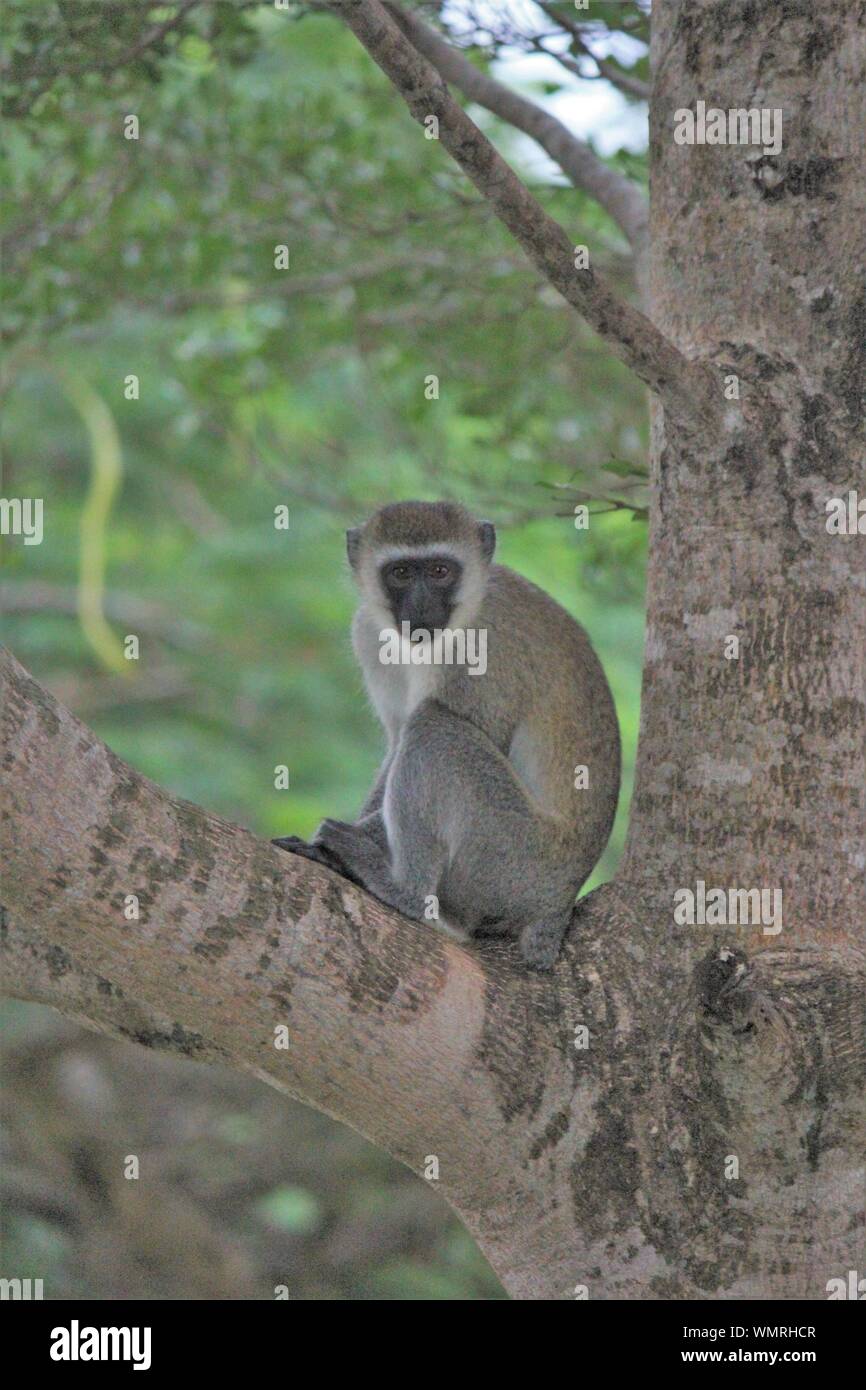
[382,1,648,258]
[538,3,651,103]
[130,249,474,314]
[325,0,719,429]
[0,581,207,650]
[0,643,619,1294]
[7,0,202,81]
[0,644,467,1151]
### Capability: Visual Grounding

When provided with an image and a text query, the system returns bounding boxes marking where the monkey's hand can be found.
[271,835,365,888]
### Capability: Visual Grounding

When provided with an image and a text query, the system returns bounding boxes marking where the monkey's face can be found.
[379,554,464,638]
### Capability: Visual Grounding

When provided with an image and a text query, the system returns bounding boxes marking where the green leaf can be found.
[255,1186,322,1234]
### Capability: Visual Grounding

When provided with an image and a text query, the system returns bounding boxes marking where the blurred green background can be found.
[1,1,649,1299]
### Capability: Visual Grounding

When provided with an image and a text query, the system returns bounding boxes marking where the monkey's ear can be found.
[478,521,496,561]
[346,527,362,570]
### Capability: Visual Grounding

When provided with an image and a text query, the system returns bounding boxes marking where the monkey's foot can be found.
[314,820,432,921]
[518,915,571,971]
[271,835,364,887]
[313,819,395,894]
[313,818,386,874]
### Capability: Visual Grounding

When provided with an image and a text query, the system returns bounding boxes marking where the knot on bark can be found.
[693,945,757,1031]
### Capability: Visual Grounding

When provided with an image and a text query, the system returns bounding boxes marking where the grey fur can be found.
[275,501,620,969]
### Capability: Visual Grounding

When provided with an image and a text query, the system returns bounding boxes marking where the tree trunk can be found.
[2,0,864,1299]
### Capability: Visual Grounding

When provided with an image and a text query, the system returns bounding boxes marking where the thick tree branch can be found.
[0,643,619,1294]
[326,0,719,430]
[382,1,649,258]
[0,648,480,1161]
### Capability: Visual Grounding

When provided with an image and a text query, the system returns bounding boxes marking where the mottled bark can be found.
[622,0,866,951]
[2,0,865,1301]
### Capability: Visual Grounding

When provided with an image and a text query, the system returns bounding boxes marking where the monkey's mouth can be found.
[391,617,434,643]
[393,607,454,640]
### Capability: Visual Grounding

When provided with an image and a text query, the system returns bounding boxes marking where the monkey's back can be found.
[438,565,620,857]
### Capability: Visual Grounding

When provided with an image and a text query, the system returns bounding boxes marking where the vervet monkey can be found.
[275,500,620,968]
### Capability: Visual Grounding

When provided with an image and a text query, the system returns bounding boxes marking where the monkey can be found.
[274,500,620,969]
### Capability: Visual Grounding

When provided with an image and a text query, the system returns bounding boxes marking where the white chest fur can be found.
[354,612,442,742]
[366,638,442,737]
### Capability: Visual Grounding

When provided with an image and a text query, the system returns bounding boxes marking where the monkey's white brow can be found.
[377,545,468,563]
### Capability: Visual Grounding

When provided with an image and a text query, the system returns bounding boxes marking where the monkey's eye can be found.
[388,564,412,585]
[427,563,453,582]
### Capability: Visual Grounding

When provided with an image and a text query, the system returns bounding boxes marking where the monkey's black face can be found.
[380,554,463,637]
